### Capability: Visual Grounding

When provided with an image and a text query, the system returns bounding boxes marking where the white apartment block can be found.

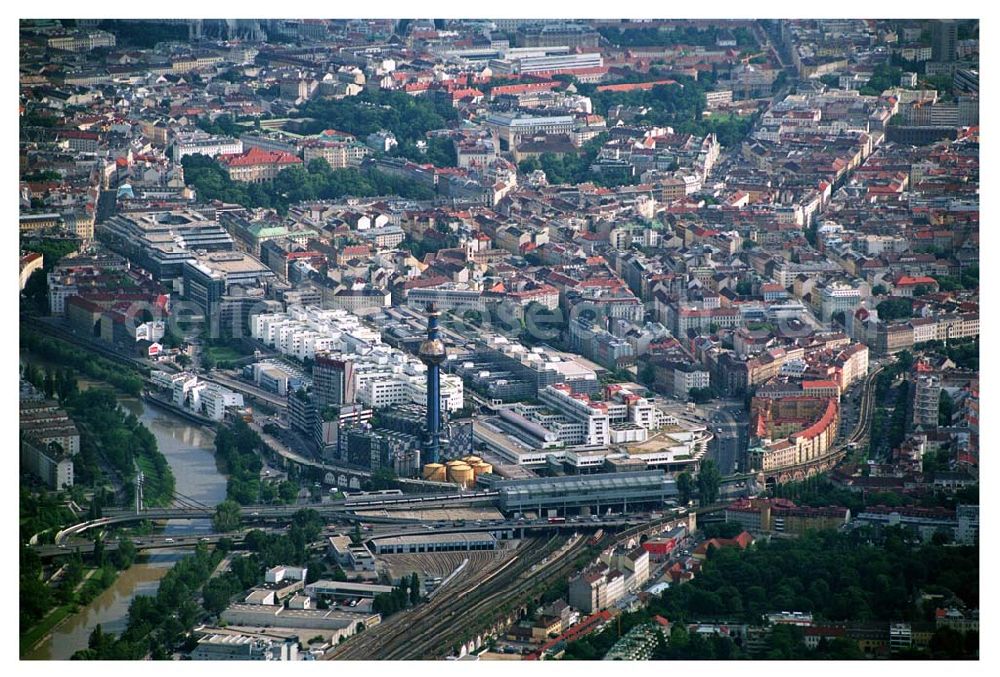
[252,305,463,412]
[302,142,369,169]
[172,132,243,163]
[539,383,610,446]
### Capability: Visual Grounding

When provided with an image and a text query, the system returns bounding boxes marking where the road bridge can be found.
[54,491,502,543]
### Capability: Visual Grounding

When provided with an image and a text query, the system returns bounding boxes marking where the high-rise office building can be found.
[932,20,958,63]
[313,354,355,408]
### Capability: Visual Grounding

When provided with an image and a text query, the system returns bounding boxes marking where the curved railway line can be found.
[845,365,883,448]
[331,533,591,660]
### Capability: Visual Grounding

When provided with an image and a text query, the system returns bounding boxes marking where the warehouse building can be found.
[370,532,497,555]
[220,603,378,634]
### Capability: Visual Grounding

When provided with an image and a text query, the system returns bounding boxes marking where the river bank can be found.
[22,353,228,660]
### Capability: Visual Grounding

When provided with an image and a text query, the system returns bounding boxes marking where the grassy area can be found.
[704,111,750,122]
[21,564,120,656]
[134,453,174,507]
[205,345,247,363]
[20,603,75,656]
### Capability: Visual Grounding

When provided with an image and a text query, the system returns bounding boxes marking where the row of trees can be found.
[22,362,78,403]
[21,533,138,652]
[674,460,721,506]
[74,544,222,659]
[68,388,176,506]
[372,572,421,617]
[213,419,265,505]
[21,331,146,395]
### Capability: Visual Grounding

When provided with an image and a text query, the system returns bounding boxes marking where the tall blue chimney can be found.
[417,302,446,464]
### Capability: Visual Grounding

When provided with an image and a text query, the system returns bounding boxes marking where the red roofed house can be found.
[220,146,302,183]
[892,275,939,298]
[692,531,754,560]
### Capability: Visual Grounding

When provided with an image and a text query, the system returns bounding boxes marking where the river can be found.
[23,362,229,660]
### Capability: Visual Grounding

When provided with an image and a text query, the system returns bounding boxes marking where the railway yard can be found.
[330,534,594,660]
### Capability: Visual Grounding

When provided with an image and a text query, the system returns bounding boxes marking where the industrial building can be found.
[220,603,378,636]
[191,633,298,661]
[370,532,497,555]
[494,470,674,515]
[96,209,234,281]
[304,580,393,600]
[182,250,275,319]
[453,335,600,402]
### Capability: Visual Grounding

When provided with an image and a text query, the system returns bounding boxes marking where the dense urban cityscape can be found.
[18,17,979,662]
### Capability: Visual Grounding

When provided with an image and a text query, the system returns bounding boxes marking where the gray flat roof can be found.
[305,580,393,593]
[372,532,497,547]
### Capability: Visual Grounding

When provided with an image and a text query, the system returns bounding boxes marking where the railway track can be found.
[332,534,587,660]
[845,366,883,447]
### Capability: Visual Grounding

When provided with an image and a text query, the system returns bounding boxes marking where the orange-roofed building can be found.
[219,146,302,183]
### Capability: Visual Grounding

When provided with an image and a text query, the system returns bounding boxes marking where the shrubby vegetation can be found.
[202,509,327,615]
[933,264,978,291]
[213,419,265,505]
[182,154,434,214]
[875,296,913,321]
[392,136,457,168]
[579,78,758,147]
[294,89,459,145]
[564,530,978,660]
[98,20,188,49]
[771,475,978,513]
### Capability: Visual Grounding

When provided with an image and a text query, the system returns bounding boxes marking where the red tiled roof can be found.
[596,79,678,93]
[220,145,302,168]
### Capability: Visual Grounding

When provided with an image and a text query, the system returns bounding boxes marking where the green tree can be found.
[677,471,694,505]
[88,624,108,652]
[688,387,714,404]
[697,460,722,504]
[638,363,656,386]
[409,572,421,605]
[278,481,299,504]
[43,366,55,399]
[939,389,955,426]
[213,499,243,532]
[111,538,136,570]
[876,297,914,321]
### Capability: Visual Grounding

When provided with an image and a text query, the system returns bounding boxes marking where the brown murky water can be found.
[22,354,228,660]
